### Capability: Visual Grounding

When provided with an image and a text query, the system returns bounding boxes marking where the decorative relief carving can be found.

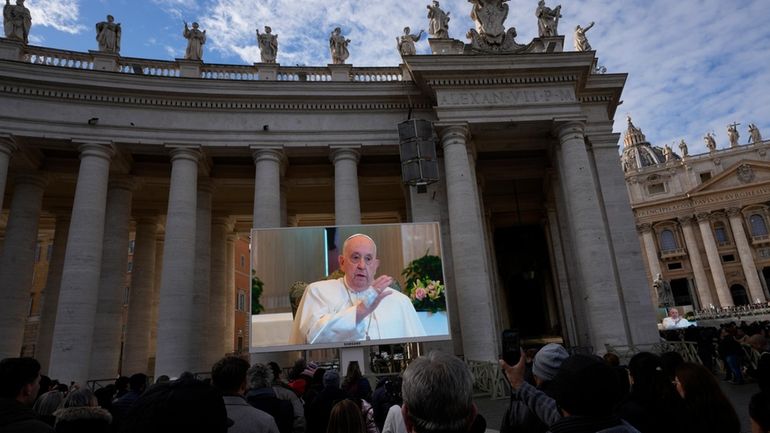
[737,163,755,184]
[677,216,694,227]
[636,223,652,233]
[437,86,575,107]
[695,212,712,222]
[726,207,742,217]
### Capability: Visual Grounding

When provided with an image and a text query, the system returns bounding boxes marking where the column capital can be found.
[435,123,470,148]
[76,142,115,161]
[251,146,285,164]
[166,145,201,163]
[636,223,652,234]
[555,121,586,142]
[726,207,743,218]
[696,212,712,222]
[108,175,137,192]
[0,134,18,156]
[329,145,361,164]
[677,216,695,227]
[13,171,48,189]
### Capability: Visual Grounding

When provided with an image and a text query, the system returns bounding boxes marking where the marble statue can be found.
[427,1,450,39]
[396,27,424,56]
[727,123,740,148]
[573,21,594,51]
[678,139,688,157]
[3,0,31,44]
[535,0,561,37]
[329,27,350,64]
[653,273,674,308]
[663,144,673,162]
[183,21,206,61]
[257,26,278,63]
[96,15,121,54]
[469,0,509,45]
[704,132,717,152]
[749,123,762,144]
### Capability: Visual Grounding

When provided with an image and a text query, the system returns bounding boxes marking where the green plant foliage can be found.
[401,253,446,312]
[251,270,265,315]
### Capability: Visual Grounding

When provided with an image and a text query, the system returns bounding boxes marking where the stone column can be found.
[727,208,766,303]
[192,179,212,373]
[678,216,714,308]
[439,124,497,361]
[0,135,18,213]
[36,212,70,374]
[545,207,579,346]
[148,235,164,373]
[252,147,283,228]
[49,143,114,385]
[554,122,630,348]
[638,224,663,304]
[122,215,158,375]
[330,146,361,225]
[0,172,47,360]
[90,177,135,379]
[208,217,230,364]
[696,212,732,306]
[154,147,200,378]
[225,234,236,353]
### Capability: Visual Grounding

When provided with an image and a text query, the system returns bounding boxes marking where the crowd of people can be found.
[1,336,769,433]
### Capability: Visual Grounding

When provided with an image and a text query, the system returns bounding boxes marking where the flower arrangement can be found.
[408,278,446,313]
[402,253,446,313]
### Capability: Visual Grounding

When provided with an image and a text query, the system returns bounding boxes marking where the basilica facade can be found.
[0,12,659,384]
[622,119,770,310]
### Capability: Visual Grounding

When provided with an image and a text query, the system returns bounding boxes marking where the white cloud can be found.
[25,0,86,34]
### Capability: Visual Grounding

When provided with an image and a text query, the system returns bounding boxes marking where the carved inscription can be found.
[438,87,576,107]
[635,185,770,218]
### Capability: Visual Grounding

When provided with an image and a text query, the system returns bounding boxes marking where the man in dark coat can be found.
[0,357,54,433]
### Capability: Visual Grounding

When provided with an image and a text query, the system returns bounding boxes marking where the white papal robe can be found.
[289,278,426,344]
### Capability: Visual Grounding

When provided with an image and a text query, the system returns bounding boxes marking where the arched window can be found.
[714,222,729,245]
[660,229,678,252]
[750,214,768,237]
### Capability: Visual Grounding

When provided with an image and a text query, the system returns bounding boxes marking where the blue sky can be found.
[7,0,770,155]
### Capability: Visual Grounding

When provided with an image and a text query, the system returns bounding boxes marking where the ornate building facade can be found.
[0,15,658,384]
[622,118,770,310]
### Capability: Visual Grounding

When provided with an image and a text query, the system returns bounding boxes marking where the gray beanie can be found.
[533,343,569,381]
[323,369,340,388]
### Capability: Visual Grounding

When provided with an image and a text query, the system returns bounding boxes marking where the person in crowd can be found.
[327,399,367,433]
[269,361,306,433]
[603,352,620,367]
[615,352,685,433]
[290,234,425,344]
[401,351,486,433]
[673,362,740,433]
[246,363,294,433]
[307,370,348,433]
[719,326,745,384]
[343,361,372,402]
[748,333,770,391]
[501,343,568,433]
[302,367,326,416]
[212,356,279,433]
[750,391,770,433]
[113,376,130,401]
[110,373,146,428]
[52,388,112,433]
[93,384,116,411]
[288,359,315,396]
[0,357,53,433]
[32,390,64,427]
[372,376,402,432]
[659,351,684,382]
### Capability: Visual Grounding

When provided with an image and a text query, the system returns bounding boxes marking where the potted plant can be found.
[402,253,446,313]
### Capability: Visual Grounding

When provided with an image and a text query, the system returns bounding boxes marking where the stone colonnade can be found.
[639,209,769,308]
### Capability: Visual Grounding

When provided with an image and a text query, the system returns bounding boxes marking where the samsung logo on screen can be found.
[343,341,362,347]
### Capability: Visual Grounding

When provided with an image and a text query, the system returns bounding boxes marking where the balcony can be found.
[660,248,687,259]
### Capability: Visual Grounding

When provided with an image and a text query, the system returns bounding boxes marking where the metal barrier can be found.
[466,359,509,400]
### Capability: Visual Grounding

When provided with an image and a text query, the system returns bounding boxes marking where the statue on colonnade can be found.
[749,123,762,144]
[396,26,424,56]
[573,21,594,51]
[427,1,450,39]
[727,122,740,148]
[329,27,350,64]
[183,21,206,61]
[3,0,31,44]
[704,132,717,153]
[257,26,277,63]
[535,0,561,37]
[96,15,121,54]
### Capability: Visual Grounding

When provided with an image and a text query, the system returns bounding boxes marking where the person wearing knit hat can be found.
[532,343,569,383]
[500,344,567,433]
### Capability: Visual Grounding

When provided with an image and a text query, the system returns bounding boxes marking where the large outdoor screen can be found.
[249,222,451,353]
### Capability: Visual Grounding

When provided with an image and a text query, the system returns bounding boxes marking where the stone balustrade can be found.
[3,41,405,82]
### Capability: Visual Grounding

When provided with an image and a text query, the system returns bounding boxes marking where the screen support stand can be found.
[340,347,366,376]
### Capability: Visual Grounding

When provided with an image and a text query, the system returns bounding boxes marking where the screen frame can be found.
[248,222,452,353]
